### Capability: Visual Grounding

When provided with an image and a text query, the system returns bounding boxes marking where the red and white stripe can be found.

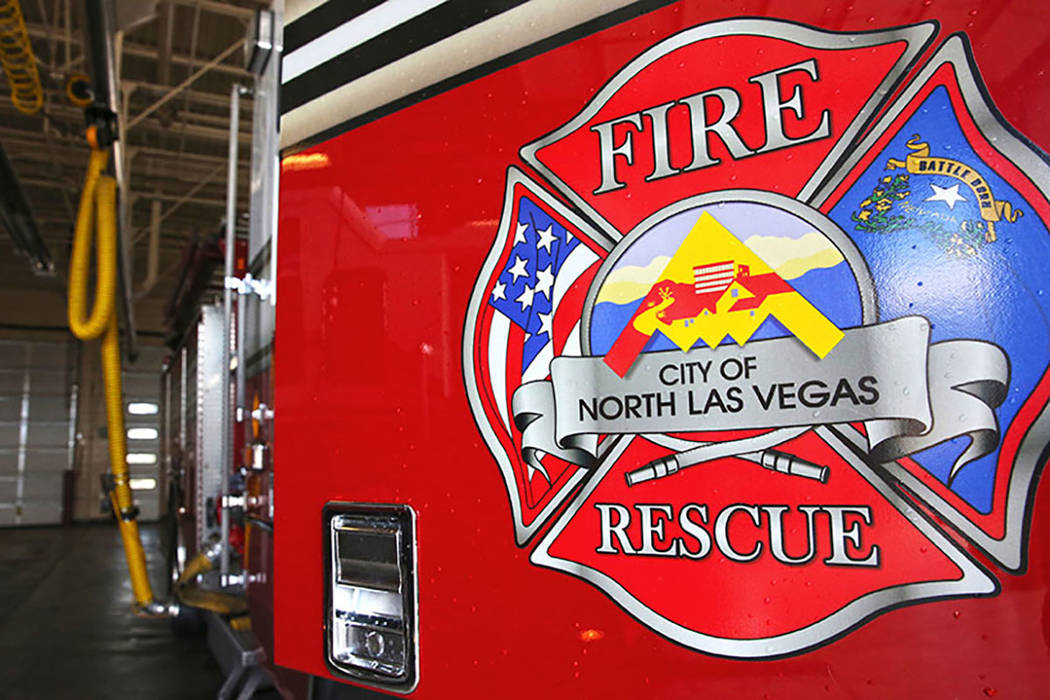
[694,261,735,295]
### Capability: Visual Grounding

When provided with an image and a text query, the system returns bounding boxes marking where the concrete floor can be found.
[0,523,225,699]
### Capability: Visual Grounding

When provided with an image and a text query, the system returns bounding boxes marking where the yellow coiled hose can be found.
[0,0,43,114]
[68,147,158,613]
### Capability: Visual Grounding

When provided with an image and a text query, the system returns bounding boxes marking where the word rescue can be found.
[591,59,831,194]
[595,502,880,566]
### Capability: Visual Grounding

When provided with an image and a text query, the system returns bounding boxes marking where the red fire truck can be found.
[150,1,1050,697]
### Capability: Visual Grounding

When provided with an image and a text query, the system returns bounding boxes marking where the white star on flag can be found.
[491,280,506,301]
[537,310,553,339]
[925,183,967,209]
[508,255,529,282]
[534,264,554,299]
[516,284,535,311]
[536,224,556,253]
[513,221,528,245]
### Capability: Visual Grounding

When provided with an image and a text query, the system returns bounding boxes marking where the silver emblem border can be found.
[463,19,1047,658]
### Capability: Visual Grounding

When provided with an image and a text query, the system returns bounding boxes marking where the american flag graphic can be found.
[472,185,603,525]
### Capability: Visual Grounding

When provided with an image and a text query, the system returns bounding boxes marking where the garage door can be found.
[0,340,74,526]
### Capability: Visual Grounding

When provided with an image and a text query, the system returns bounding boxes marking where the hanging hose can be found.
[69,130,245,620]
[68,136,165,617]
[0,0,43,114]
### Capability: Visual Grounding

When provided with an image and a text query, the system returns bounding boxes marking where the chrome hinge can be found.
[225,272,274,302]
[220,572,245,588]
[220,571,265,588]
[222,494,246,509]
[251,403,274,423]
[249,442,268,471]
[236,403,273,423]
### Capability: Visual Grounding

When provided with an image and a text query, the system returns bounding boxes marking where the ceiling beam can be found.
[25,22,250,77]
[156,1,175,85]
[125,80,252,109]
[0,127,252,168]
[128,38,246,130]
[0,99,252,144]
[19,176,230,206]
[170,0,258,20]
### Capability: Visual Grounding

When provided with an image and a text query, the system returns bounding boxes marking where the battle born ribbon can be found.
[887,135,1023,240]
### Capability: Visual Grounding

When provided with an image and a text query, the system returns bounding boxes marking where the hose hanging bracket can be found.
[84,103,119,149]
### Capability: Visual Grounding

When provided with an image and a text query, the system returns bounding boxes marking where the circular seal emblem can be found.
[584,191,874,457]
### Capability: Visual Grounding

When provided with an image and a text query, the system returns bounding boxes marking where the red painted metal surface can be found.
[274,2,1050,696]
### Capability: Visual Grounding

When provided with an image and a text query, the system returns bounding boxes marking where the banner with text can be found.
[512,317,1008,477]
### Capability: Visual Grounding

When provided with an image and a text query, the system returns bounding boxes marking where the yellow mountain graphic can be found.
[603,212,844,376]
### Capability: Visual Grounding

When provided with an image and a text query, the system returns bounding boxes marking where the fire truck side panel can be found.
[275,2,1050,696]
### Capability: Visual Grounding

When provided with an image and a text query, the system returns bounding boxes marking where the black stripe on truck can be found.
[280,0,530,115]
[283,0,387,55]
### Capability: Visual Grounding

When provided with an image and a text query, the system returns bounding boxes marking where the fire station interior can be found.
[0,1,296,698]
[3,0,1050,698]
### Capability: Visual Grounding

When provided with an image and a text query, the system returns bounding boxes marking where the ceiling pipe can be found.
[0,141,53,274]
[134,199,161,300]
